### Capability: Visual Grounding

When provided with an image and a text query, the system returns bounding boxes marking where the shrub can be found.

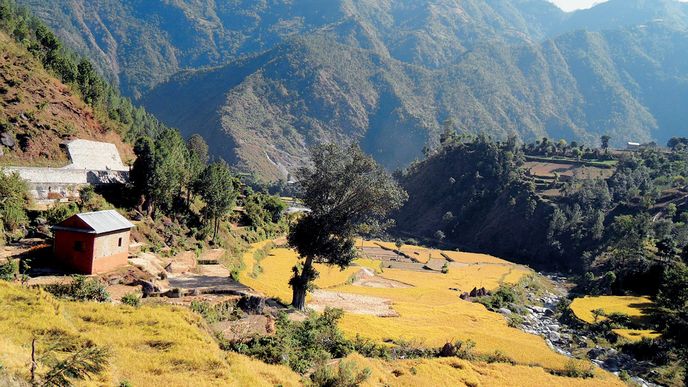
[45,202,79,225]
[310,359,371,387]
[229,308,352,374]
[121,292,141,307]
[44,275,110,302]
[477,284,517,311]
[0,259,19,281]
[551,359,594,379]
[190,300,241,324]
[441,262,449,274]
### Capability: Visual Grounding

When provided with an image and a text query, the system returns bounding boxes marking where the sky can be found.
[548,0,607,12]
[550,0,688,12]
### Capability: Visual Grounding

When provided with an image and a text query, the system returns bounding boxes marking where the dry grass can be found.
[0,282,300,386]
[569,296,654,324]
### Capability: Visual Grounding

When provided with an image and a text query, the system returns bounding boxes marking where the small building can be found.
[627,142,641,150]
[52,210,134,274]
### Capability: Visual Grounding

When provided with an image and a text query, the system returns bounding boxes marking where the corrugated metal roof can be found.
[53,210,134,234]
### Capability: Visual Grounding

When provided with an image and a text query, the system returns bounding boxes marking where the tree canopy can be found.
[288,143,407,309]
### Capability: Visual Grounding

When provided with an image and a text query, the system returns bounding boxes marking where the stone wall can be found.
[3,139,129,202]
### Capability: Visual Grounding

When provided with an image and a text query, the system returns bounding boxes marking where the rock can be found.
[603,357,620,372]
[498,307,512,315]
[0,132,15,148]
[547,324,560,331]
[532,306,547,314]
[548,332,561,342]
[136,280,160,296]
[459,292,469,300]
[587,347,606,360]
[238,295,265,315]
[544,308,555,317]
[439,342,457,357]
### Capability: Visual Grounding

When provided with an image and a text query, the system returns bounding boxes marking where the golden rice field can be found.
[0,282,300,386]
[239,241,382,303]
[238,241,615,377]
[570,295,659,341]
[612,329,661,342]
[355,239,512,265]
[569,295,654,323]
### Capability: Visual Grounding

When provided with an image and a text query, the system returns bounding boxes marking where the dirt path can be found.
[309,290,398,317]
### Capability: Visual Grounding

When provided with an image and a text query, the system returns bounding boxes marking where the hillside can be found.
[17,0,566,99]
[144,22,688,179]
[18,0,688,180]
[0,31,132,167]
[0,282,302,386]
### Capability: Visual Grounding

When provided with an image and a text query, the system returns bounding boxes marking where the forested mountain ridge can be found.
[21,0,688,180]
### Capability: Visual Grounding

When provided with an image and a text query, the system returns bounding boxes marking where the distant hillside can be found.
[18,0,568,99]
[20,0,688,180]
[0,31,132,167]
[143,23,688,179]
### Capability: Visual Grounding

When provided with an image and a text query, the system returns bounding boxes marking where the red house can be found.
[52,210,134,274]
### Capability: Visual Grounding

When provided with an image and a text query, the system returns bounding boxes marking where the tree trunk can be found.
[30,337,36,384]
[291,255,314,310]
[212,216,219,243]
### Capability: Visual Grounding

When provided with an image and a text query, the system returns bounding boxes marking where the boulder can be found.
[439,342,457,357]
[587,347,606,360]
[498,307,512,315]
[0,132,15,148]
[238,295,265,315]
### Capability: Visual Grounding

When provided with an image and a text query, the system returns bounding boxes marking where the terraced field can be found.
[0,282,300,386]
[570,295,659,341]
[238,240,622,383]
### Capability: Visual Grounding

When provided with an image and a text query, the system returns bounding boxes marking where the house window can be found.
[118,237,123,247]
[74,241,83,252]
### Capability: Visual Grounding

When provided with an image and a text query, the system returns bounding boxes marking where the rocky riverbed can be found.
[501,273,660,387]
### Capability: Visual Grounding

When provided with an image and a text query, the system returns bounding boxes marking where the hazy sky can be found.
[551,0,688,12]
[548,0,607,12]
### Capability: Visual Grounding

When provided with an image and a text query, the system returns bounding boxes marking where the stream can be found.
[507,273,660,387]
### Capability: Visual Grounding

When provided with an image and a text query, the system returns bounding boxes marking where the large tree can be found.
[288,144,407,310]
[196,161,238,242]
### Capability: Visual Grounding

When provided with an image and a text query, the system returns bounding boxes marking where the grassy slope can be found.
[0,31,132,167]
[238,242,621,384]
[0,282,300,386]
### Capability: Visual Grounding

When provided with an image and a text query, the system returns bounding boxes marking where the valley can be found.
[1,0,687,386]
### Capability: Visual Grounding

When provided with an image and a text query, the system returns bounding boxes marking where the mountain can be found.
[20,0,688,180]
[142,22,688,179]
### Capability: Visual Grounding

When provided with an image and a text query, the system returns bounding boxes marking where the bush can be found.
[310,359,371,387]
[120,292,141,307]
[477,284,517,311]
[44,275,110,302]
[45,202,79,225]
[0,259,19,281]
[229,308,352,374]
[551,359,594,379]
[190,300,241,323]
